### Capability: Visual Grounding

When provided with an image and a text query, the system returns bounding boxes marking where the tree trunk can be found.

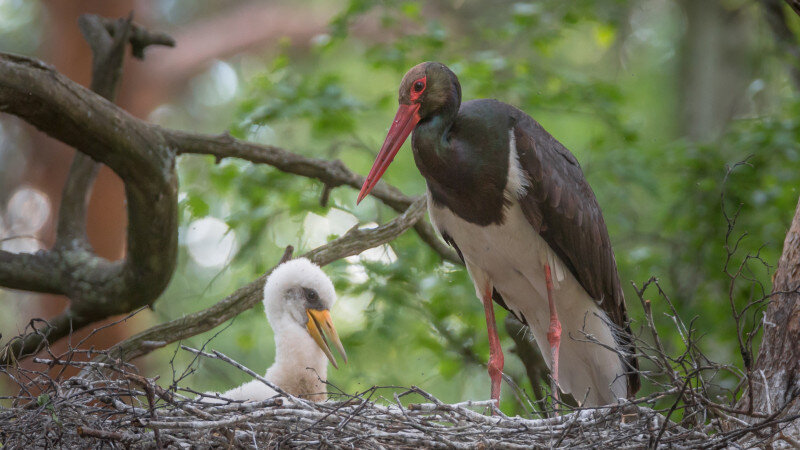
[678,0,751,141]
[739,196,800,429]
[4,0,137,383]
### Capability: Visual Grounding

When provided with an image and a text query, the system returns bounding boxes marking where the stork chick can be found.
[208,258,347,403]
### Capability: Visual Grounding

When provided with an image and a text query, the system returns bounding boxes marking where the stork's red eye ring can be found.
[410,76,426,101]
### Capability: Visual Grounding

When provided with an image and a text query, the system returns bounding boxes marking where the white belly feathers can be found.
[427,196,628,406]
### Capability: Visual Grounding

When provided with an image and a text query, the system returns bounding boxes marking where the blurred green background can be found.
[1,0,798,415]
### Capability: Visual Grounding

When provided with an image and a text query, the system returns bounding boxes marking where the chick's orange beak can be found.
[306,309,348,369]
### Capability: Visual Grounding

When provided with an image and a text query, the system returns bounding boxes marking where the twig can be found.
[167,130,460,264]
[2,346,790,449]
[0,19,179,364]
[83,197,425,371]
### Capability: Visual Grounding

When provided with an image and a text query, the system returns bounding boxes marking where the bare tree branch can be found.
[57,15,134,250]
[54,156,100,250]
[93,197,426,366]
[93,15,175,59]
[0,16,454,364]
[0,54,169,187]
[168,131,460,264]
[80,14,133,99]
[0,23,178,362]
[0,251,65,295]
[4,343,798,447]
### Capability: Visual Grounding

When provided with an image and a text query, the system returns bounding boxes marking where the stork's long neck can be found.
[271,325,328,376]
[266,324,328,400]
[412,97,517,226]
[411,97,459,179]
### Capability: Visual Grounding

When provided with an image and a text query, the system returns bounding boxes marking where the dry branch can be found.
[88,196,426,367]
[0,20,452,363]
[168,130,459,264]
[2,340,798,449]
[0,17,177,363]
[3,11,798,446]
[2,231,798,447]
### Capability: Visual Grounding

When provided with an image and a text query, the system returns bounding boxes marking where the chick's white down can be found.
[205,258,339,403]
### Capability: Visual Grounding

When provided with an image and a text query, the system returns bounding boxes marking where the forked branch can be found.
[0,10,456,366]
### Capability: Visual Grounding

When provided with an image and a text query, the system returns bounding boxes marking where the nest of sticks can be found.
[2,267,799,449]
[1,342,797,449]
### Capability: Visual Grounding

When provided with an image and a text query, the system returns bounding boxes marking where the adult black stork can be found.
[357,62,639,407]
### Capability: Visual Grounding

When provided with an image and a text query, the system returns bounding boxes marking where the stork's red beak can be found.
[357,103,421,204]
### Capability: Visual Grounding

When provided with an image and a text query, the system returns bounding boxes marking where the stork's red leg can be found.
[544,263,562,401]
[481,282,504,407]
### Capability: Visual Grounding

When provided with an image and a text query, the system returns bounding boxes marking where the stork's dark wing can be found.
[511,111,640,396]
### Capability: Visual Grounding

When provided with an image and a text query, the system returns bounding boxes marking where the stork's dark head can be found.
[397,62,461,120]
[357,62,461,203]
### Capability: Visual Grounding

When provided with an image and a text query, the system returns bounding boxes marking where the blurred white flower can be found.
[2,186,50,254]
[185,217,238,268]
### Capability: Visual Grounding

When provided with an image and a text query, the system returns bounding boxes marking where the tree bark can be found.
[89,197,426,369]
[738,197,800,429]
[0,46,451,365]
[0,20,177,362]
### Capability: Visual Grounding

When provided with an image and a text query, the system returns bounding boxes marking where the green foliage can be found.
[237,69,361,139]
[36,393,61,426]
[140,0,799,417]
